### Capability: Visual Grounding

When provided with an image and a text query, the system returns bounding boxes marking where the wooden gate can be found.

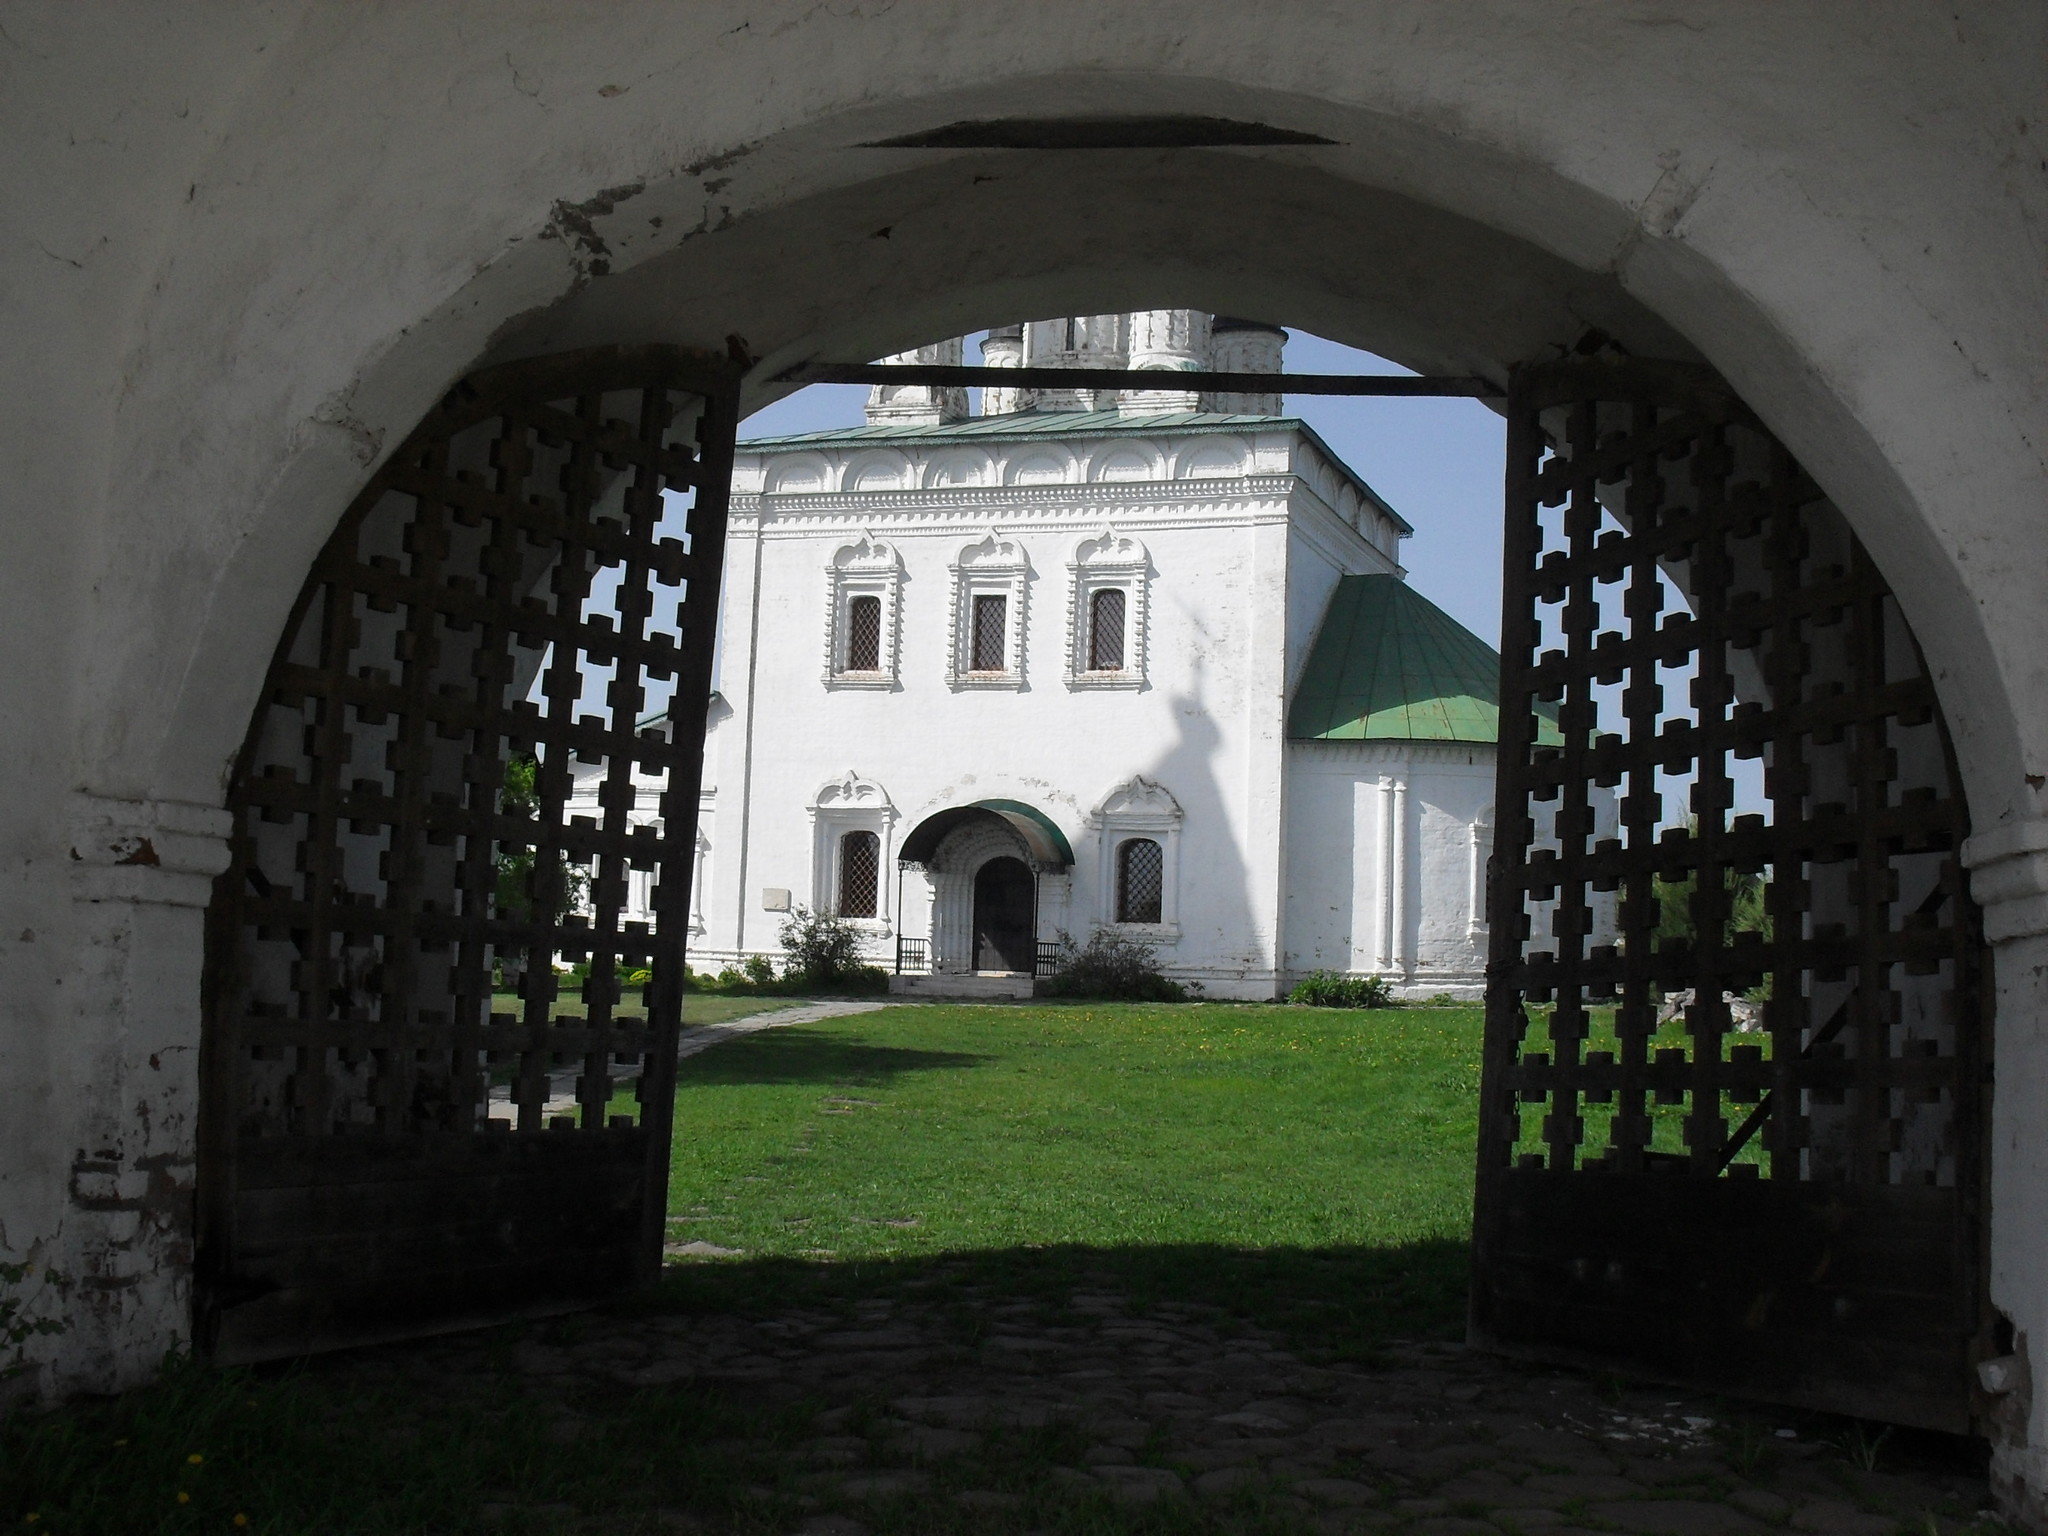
[1472,356,1992,1431]
[197,346,741,1361]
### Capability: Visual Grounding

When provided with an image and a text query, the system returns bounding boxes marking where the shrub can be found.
[1288,970,1397,1009]
[742,953,777,987]
[1041,928,1187,1002]
[777,905,870,986]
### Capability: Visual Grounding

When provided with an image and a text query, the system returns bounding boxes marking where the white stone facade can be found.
[593,311,1507,1000]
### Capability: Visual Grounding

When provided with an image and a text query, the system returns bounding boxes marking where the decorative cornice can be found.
[69,794,232,908]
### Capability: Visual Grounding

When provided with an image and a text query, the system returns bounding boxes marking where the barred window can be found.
[843,594,882,672]
[838,830,880,919]
[1116,838,1163,924]
[1088,587,1126,671]
[971,594,1007,672]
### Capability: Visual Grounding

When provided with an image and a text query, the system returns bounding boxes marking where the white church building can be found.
[580,312,1539,1000]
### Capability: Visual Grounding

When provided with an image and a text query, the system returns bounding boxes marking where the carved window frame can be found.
[823,534,903,690]
[1089,774,1183,941]
[807,770,897,935]
[946,532,1029,690]
[1065,530,1149,691]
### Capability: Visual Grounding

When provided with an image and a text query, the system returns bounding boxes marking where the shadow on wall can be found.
[1132,661,1263,984]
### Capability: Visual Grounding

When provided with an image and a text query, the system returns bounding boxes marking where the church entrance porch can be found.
[895,800,1076,981]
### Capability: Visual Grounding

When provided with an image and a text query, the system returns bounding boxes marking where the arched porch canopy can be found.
[897,799,1075,871]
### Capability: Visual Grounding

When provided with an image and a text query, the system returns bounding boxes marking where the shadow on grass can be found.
[642,1237,1472,1362]
[674,1025,991,1088]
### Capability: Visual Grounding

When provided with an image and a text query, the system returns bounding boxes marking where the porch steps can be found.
[888,972,1041,1001]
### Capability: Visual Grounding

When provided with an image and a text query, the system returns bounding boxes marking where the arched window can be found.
[1116,837,1163,924]
[1088,587,1126,671]
[843,593,882,672]
[838,830,880,919]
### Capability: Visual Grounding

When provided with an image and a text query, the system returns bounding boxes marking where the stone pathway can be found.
[675,1000,893,1062]
[492,999,893,1120]
[314,1278,2001,1535]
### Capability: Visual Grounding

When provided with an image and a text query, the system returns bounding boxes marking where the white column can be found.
[27,794,233,1397]
[1375,776,1398,972]
[865,337,968,425]
[1963,820,2048,1530]
[1119,309,1208,415]
[1389,775,1409,979]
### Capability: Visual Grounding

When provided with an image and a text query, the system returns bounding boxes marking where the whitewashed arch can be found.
[1174,438,1249,480]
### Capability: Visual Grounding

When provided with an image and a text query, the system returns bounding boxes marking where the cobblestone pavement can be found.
[316,1278,2001,1535]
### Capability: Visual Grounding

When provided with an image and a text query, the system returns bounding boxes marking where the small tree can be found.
[1041,928,1187,1002]
[493,754,591,922]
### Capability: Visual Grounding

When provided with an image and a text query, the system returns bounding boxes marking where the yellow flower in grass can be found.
[233,1517,249,1528]
[187,1454,204,1465]
[176,1492,190,1504]
[24,1514,41,1525]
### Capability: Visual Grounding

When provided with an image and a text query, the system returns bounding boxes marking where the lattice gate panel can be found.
[199,347,740,1361]
[1471,357,1991,1432]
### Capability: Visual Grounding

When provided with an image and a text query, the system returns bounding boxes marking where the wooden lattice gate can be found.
[1472,356,1993,1432]
[198,347,741,1361]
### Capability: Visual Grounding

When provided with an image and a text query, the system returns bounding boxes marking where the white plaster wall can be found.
[1,8,2045,1511]
[1283,743,1495,993]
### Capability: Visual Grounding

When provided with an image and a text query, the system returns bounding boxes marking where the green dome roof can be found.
[1289,575,1560,746]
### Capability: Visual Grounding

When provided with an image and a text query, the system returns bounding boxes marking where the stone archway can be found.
[11,18,2048,1516]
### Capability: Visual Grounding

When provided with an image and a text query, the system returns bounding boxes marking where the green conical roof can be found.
[1289,575,1559,745]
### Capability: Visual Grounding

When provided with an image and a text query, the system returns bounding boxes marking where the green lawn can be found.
[655,1001,1483,1351]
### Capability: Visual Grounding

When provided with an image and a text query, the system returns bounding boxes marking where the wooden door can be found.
[1471,356,1992,1432]
[197,346,742,1361]
[973,857,1037,973]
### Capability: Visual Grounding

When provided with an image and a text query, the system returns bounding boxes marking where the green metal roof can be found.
[739,409,1412,535]
[1289,575,1561,745]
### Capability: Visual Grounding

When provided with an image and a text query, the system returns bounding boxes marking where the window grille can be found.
[1117,838,1164,923]
[1088,587,1126,671]
[839,830,880,919]
[971,594,1007,671]
[843,593,882,672]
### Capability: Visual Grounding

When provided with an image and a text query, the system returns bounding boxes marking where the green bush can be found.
[743,953,776,987]
[1041,928,1187,1002]
[1288,970,1397,1008]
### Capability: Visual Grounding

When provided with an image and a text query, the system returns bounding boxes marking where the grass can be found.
[653,1001,1481,1353]
[6,1001,1486,1533]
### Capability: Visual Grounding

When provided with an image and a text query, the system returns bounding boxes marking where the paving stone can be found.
[1585,1499,1766,1534]
[794,1517,868,1536]
[1490,1510,1568,1531]
[836,1472,930,1500]
[1789,1500,1899,1536]
[892,1393,991,1426]
[889,1424,979,1459]
[953,1490,1023,1510]
[1083,1442,1135,1465]
[1195,1466,1262,1499]
[1293,1477,1380,1506]
[1095,1465,1187,1505]
[1526,1472,1647,1500]
[1399,1497,1454,1516]
[1411,1520,1505,1536]
[803,1435,868,1466]
[1728,1488,1791,1521]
